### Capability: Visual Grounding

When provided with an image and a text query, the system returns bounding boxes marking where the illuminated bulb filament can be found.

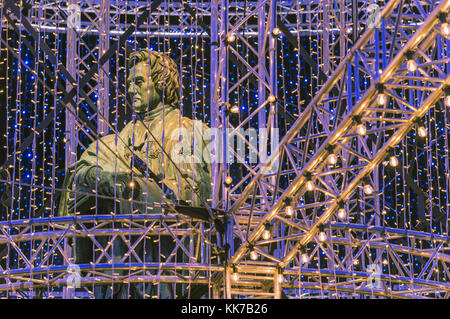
[306,180,314,192]
[356,123,366,136]
[285,205,294,217]
[442,22,449,36]
[227,34,236,42]
[268,95,276,103]
[262,229,271,240]
[278,274,284,282]
[328,153,337,165]
[250,250,258,261]
[445,94,450,108]
[337,208,346,219]
[318,231,327,242]
[377,93,386,106]
[363,184,374,195]
[301,254,309,264]
[389,156,399,167]
[407,59,417,72]
[230,106,239,114]
[417,126,427,138]
[232,272,239,281]
[225,176,233,185]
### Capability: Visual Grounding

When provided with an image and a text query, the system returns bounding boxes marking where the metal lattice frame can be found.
[0,0,449,299]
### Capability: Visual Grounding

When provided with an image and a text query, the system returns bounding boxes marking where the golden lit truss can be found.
[0,0,449,299]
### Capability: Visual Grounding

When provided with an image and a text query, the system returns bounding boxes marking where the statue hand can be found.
[80,167,140,199]
[99,171,140,199]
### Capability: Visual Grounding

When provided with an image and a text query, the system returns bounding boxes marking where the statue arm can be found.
[57,134,132,216]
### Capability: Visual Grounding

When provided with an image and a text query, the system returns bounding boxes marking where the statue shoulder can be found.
[81,132,126,162]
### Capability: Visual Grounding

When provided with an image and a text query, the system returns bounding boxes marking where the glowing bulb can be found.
[382,209,387,215]
[278,273,284,282]
[227,33,236,42]
[129,181,135,188]
[232,271,239,281]
[230,105,239,114]
[337,208,346,219]
[417,126,427,138]
[301,254,309,264]
[268,95,276,103]
[356,123,366,135]
[225,176,233,185]
[285,205,294,217]
[353,259,359,265]
[262,229,271,240]
[407,59,417,72]
[445,94,450,107]
[306,180,314,192]
[272,27,281,36]
[318,231,327,242]
[389,156,399,167]
[363,184,374,195]
[328,153,337,165]
[441,22,449,36]
[377,92,386,106]
[250,250,258,261]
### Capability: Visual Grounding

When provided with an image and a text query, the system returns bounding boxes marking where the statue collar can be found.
[139,104,176,123]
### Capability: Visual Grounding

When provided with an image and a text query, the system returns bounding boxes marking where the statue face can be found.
[126,62,161,113]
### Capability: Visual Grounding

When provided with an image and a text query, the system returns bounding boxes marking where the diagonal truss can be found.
[1,0,449,299]
[224,0,450,297]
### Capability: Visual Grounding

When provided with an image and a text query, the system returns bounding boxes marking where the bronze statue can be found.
[58,49,212,298]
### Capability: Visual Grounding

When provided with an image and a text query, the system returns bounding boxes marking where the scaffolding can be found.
[0,0,449,298]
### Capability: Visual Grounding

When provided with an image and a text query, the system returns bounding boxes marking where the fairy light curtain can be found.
[0,0,448,299]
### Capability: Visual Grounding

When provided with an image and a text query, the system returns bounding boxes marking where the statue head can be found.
[126,49,180,113]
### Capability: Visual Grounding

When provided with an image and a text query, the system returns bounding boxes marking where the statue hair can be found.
[128,49,180,108]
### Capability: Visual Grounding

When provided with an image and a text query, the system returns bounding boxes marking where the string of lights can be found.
[0,0,448,299]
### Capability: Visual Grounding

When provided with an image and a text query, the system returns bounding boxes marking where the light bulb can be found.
[272,27,281,36]
[363,184,374,195]
[225,176,233,185]
[442,22,449,36]
[356,123,366,135]
[262,229,271,240]
[277,273,284,282]
[232,271,239,281]
[306,180,314,192]
[328,153,337,165]
[129,181,135,188]
[417,126,427,138]
[407,59,417,72]
[285,205,294,217]
[377,92,386,106]
[389,155,399,167]
[227,33,236,43]
[230,105,239,114]
[445,94,450,107]
[268,95,276,103]
[250,250,258,261]
[318,231,327,242]
[301,254,309,264]
[337,207,346,219]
